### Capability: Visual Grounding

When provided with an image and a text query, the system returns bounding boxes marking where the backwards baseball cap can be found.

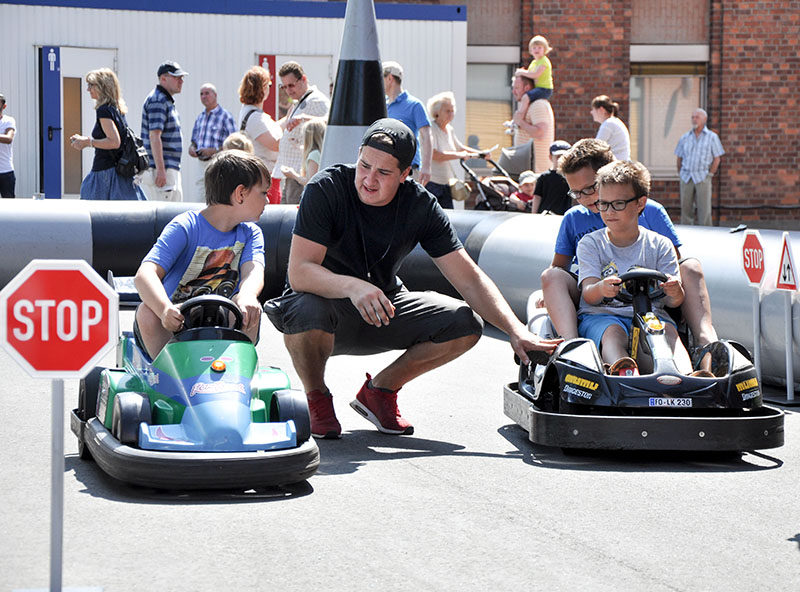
[550,140,571,155]
[157,61,189,77]
[361,118,417,171]
[382,61,404,81]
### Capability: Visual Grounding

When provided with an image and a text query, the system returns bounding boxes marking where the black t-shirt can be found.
[91,104,126,172]
[534,169,572,215]
[294,164,462,293]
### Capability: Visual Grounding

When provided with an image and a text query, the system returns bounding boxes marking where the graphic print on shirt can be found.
[172,243,245,302]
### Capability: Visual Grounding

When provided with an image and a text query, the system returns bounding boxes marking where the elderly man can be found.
[383,61,432,186]
[264,118,560,439]
[141,61,187,201]
[511,74,554,174]
[188,83,236,201]
[675,108,725,226]
[272,61,330,204]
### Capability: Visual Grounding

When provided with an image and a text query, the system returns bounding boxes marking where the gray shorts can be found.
[263,287,484,356]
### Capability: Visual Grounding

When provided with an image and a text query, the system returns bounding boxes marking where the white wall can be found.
[1,2,467,201]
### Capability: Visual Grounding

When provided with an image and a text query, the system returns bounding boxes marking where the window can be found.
[465,63,514,170]
[629,63,706,177]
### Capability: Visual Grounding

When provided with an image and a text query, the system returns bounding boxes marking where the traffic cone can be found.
[319,0,387,169]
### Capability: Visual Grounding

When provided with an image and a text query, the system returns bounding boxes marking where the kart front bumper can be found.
[71,412,319,489]
[504,382,785,451]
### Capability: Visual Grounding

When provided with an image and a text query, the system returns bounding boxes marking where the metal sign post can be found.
[741,230,765,381]
[775,232,797,402]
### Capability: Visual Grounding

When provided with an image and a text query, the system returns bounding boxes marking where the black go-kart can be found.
[504,269,785,451]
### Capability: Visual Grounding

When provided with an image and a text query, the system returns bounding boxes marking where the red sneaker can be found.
[349,374,414,435]
[609,357,639,377]
[306,389,342,439]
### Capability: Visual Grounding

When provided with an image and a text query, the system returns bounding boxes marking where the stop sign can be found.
[741,230,765,287]
[0,260,118,378]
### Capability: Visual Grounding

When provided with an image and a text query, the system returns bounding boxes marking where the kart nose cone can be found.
[206,426,244,449]
[657,375,683,386]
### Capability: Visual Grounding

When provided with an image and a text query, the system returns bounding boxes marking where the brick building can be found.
[379,0,800,229]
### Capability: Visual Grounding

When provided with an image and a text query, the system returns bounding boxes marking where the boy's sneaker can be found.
[349,374,414,435]
[306,389,342,439]
[609,357,639,377]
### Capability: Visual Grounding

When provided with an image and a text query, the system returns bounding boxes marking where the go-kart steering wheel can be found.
[178,294,243,332]
[615,269,667,304]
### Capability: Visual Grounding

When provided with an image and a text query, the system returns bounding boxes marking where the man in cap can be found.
[141,61,188,201]
[0,93,16,198]
[383,61,432,186]
[530,140,572,215]
[264,118,560,439]
[189,83,236,201]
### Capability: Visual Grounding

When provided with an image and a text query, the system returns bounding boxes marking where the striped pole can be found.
[320,0,386,169]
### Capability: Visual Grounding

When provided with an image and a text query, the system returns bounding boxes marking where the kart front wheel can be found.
[112,393,152,447]
[272,390,312,444]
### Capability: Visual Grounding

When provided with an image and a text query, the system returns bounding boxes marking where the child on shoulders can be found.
[514,35,555,118]
[576,160,692,376]
[134,150,270,357]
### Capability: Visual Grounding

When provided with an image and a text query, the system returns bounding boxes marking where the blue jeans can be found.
[525,88,553,103]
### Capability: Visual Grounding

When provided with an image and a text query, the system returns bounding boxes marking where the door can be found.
[38,46,117,198]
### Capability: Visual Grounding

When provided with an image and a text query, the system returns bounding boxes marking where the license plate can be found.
[648,397,692,407]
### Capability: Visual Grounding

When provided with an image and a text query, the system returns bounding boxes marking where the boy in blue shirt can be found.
[134,150,269,357]
[576,160,692,375]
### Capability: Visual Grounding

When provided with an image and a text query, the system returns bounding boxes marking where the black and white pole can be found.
[320,0,387,169]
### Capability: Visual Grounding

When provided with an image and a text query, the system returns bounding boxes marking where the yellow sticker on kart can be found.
[565,374,598,391]
[735,377,759,392]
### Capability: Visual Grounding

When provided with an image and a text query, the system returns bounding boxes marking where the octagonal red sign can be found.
[0,260,118,378]
[741,231,765,287]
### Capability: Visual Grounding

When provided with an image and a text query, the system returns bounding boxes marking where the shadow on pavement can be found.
[315,429,514,476]
[66,454,314,504]
[497,423,784,473]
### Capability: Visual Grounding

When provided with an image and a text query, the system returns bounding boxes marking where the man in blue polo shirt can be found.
[383,61,432,186]
[189,83,236,201]
[141,61,187,201]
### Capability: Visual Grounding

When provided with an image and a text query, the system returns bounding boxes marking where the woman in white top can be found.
[426,91,487,209]
[238,66,282,203]
[591,95,631,161]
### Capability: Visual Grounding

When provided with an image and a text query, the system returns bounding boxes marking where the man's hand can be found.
[349,281,395,327]
[233,293,262,332]
[198,147,216,159]
[286,117,303,132]
[511,330,563,365]
[189,144,198,158]
[160,303,184,332]
[155,166,167,188]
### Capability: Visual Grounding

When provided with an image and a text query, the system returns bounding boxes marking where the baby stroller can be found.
[460,158,518,211]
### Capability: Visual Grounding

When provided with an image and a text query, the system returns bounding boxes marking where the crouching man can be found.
[264,118,560,439]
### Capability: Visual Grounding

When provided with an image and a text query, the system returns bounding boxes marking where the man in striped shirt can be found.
[675,108,725,226]
[189,83,236,201]
[141,61,187,201]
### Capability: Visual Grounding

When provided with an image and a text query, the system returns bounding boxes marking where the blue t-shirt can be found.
[386,91,430,168]
[141,85,183,170]
[554,199,681,270]
[143,210,265,303]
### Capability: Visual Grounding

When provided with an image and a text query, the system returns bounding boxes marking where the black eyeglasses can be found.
[595,196,642,211]
[567,182,597,200]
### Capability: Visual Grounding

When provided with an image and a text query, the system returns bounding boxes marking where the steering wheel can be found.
[178,295,243,332]
[615,269,667,304]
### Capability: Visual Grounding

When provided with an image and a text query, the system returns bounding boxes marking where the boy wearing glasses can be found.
[576,160,692,376]
[541,139,681,341]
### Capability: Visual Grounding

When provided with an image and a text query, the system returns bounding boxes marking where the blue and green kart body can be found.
[71,297,319,489]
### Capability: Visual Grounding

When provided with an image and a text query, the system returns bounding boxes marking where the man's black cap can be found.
[157,61,188,77]
[360,118,417,171]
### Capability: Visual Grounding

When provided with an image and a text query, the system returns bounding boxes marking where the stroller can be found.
[459,158,520,211]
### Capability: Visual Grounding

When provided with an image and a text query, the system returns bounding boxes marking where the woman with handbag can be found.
[426,91,488,209]
[69,68,146,200]
[238,66,283,204]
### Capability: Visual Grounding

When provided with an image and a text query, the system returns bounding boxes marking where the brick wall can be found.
[520,0,800,228]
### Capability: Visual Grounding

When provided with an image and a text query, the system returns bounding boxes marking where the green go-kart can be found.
[70,295,319,490]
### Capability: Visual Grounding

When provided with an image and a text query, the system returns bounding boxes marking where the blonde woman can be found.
[238,66,282,203]
[426,91,487,208]
[280,118,326,187]
[69,68,146,200]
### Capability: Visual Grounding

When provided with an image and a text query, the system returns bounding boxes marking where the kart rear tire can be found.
[112,392,152,447]
[272,390,312,444]
[78,366,106,459]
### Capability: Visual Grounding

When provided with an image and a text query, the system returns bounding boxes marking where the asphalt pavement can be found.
[2,311,799,592]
